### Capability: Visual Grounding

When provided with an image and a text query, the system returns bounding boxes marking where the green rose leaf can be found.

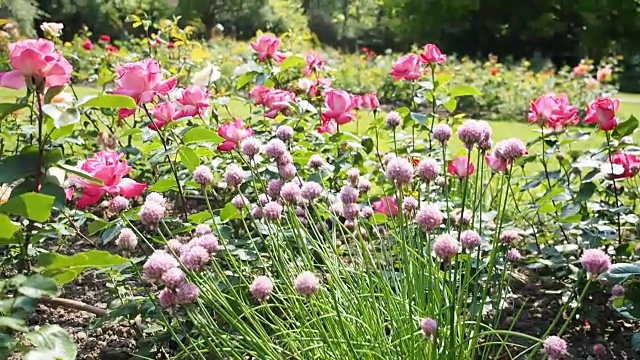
[77,94,137,109]
[24,325,77,360]
[184,127,224,144]
[0,192,55,222]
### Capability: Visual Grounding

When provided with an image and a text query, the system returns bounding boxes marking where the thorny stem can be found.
[605,131,622,244]
[428,64,437,151]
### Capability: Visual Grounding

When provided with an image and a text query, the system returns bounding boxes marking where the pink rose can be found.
[447,156,475,178]
[372,196,398,217]
[303,53,325,76]
[113,59,177,119]
[72,151,147,208]
[309,78,332,97]
[485,153,508,172]
[527,93,579,129]
[608,151,640,179]
[597,66,612,82]
[0,38,72,89]
[263,89,295,119]
[572,65,588,77]
[150,101,176,130]
[322,89,356,125]
[317,119,337,134]
[250,35,285,62]
[250,85,270,106]
[420,43,446,65]
[585,97,619,131]
[218,119,254,152]
[175,85,210,118]
[390,54,422,81]
[360,92,380,110]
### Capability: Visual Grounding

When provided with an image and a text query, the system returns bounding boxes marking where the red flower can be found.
[99,35,111,43]
[490,67,499,76]
[82,39,94,51]
[585,97,619,131]
[106,44,118,53]
[608,151,640,179]
[447,156,475,178]
[168,42,176,49]
[362,47,369,54]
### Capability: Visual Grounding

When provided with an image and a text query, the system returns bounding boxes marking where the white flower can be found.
[298,78,313,92]
[233,61,263,77]
[50,92,74,107]
[40,22,64,37]
[215,96,230,106]
[0,184,12,204]
[191,63,221,86]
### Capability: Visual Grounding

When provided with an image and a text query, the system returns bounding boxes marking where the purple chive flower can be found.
[460,230,481,249]
[339,185,360,204]
[174,283,200,305]
[161,267,186,288]
[580,249,611,277]
[500,229,520,244]
[307,154,325,169]
[361,206,374,218]
[109,196,130,213]
[180,245,210,271]
[193,165,214,187]
[264,138,287,159]
[402,196,419,212]
[224,164,245,188]
[417,158,440,182]
[263,201,283,221]
[382,153,396,166]
[611,284,625,297]
[267,179,284,198]
[294,271,320,297]
[593,343,606,357]
[250,275,274,301]
[347,168,360,186]
[280,182,301,203]
[275,125,294,142]
[358,178,372,193]
[432,123,452,143]
[421,317,437,337]
[385,111,402,128]
[342,203,360,220]
[301,181,323,201]
[158,288,175,308]
[251,207,263,219]
[433,234,460,262]
[146,192,166,207]
[116,228,137,252]
[494,138,528,162]
[231,194,249,209]
[451,209,472,227]
[458,120,485,149]
[143,250,179,281]
[415,204,444,232]
[194,224,212,237]
[543,336,568,360]
[276,151,293,166]
[506,248,521,262]
[165,239,184,255]
[386,157,414,186]
[258,194,271,205]
[139,201,166,228]
[278,163,297,181]
[241,137,262,158]
[189,234,219,254]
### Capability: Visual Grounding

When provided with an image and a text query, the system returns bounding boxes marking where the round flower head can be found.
[344,219,356,229]
[417,158,440,182]
[611,284,625,297]
[543,336,568,360]
[347,168,360,186]
[339,185,360,204]
[506,248,521,262]
[415,204,444,232]
[264,138,287,159]
[275,125,294,142]
[189,234,219,254]
[139,201,166,228]
[307,154,325,169]
[165,239,184,255]
[382,153,396,166]
[294,271,320,297]
[109,196,130,213]
[280,182,301,203]
[593,343,606,357]
[116,228,137,252]
[224,164,245,188]
[402,196,419,212]
[458,120,485,149]
[358,178,372,193]
[421,317,437,337]
[276,151,293,166]
[331,202,344,216]
[174,283,200,305]
[193,165,214,187]
[500,230,520,244]
[433,234,460,262]
[158,288,175,308]
[386,157,414,186]
[432,123,452,143]
[251,206,263,219]
[494,138,528,162]
[194,224,212,237]
[301,181,323,201]
[146,192,166,207]
[360,206,374,218]
[451,209,472,227]
[143,250,178,281]
[460,230,481,249]
[478,120,493,148]
[180,245,210,271]
[342,203,360,220]
[278,163,297,180]
[267,179,284,198]
[263,201,283,221]
[161,267,186,288]
[580,249,611,277]
[241,137,262,158]
[250,275,274,301]
[385,111,402,128]
[231,194,249,209]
